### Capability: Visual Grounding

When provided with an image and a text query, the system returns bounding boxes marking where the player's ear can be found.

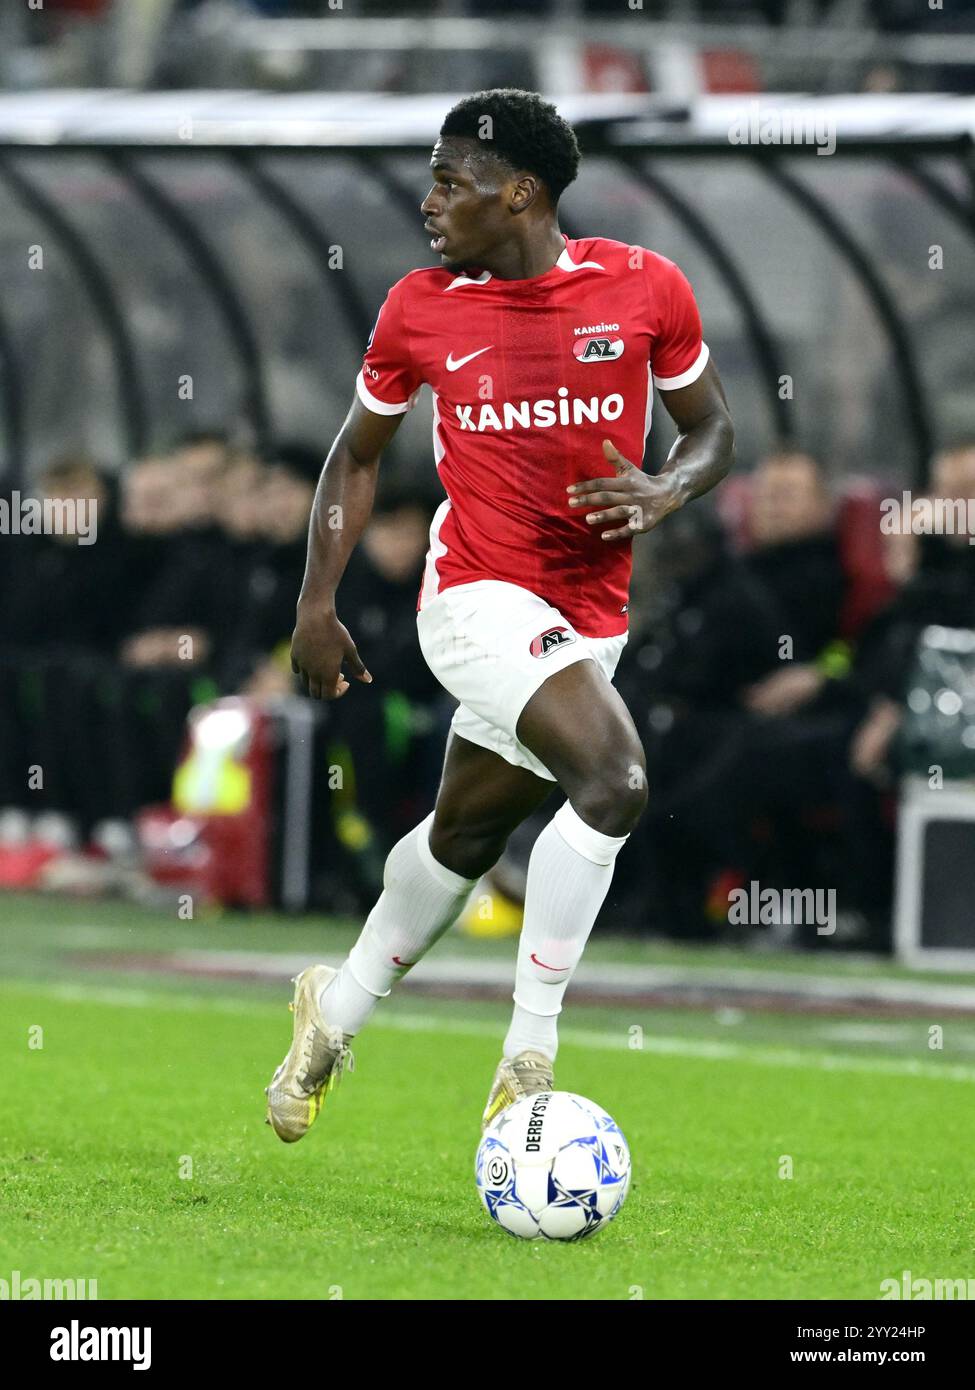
[509,174,539,214]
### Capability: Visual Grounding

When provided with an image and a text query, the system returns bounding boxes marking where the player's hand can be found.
[290,605,372,700]
[567,440,684,540]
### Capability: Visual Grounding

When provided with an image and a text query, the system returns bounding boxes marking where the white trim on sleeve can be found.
[355,369,413,416]
[652,341,710,392]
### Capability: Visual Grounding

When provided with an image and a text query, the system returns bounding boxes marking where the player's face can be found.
[421,139,511,271]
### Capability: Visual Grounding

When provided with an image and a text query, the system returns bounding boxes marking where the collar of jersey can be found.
[443,236,605,291]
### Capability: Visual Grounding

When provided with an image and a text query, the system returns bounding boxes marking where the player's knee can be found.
[572,756,648,838]
[428,816,508,881]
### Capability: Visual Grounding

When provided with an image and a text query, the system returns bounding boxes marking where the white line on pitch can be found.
[6,979,975,1085]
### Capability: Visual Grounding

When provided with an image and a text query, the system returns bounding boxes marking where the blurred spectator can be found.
[0,455,126,652]
[0,454,131,834]
[747,451,844,652]
[738,451,847,722]
[118,433,238,672]
[674,449,879,941]
[7,429,970,937]
[323,482,443,890]
[850,443,975,781]
[693,442,975,948]
[338,485,440,700]
[610,506,785,936]
[223,442,320,694]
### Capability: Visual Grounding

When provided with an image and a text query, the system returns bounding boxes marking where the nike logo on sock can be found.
[530,953,569,973]
[392,955,417,968]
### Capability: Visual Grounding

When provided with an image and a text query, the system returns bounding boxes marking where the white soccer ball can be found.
[475,1090,631,1241]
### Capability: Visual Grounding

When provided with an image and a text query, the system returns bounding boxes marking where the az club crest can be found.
[529,627,576,658]
[573,336,624,363]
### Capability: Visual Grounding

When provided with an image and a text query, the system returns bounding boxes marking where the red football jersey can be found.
[357,235,708,638]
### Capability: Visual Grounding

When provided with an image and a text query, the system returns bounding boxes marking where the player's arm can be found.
[291,395,404,699]
[653,355,735,515]
[567,359,734,541]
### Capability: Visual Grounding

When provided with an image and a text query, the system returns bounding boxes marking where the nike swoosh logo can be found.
[530,952,568,972]
[392,956,417,968]
[445,346,493,372]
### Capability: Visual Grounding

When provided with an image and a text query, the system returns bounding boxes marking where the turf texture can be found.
[2,896,975,1300]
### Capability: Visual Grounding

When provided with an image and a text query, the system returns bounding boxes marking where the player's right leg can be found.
[264,732,551,1142]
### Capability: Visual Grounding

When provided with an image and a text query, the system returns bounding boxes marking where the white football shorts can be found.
[416,579,628,782]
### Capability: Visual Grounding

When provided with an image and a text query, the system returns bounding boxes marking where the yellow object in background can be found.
[456,883,524,939]
[173,748,251,815]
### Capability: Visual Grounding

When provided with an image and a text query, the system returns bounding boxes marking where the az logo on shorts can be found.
[529,626,576,658]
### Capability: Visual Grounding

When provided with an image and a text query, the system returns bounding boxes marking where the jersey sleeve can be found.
[355,279,423,415]
[647,255,710,391]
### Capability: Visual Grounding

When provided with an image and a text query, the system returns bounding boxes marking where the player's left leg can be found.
[493,657,647,1088]
[265,732,553,1142]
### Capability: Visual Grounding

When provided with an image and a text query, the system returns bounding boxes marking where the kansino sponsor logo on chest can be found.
[456,390,624,431]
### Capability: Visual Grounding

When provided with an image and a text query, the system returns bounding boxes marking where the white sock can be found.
[504,802,629,1063]
[319,812,477,1036]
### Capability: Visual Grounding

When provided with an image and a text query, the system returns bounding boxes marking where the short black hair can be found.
[439,89,580,204]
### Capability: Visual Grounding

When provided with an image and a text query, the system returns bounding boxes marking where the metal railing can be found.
[0,93,972,485]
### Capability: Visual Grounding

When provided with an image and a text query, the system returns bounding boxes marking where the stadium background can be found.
[3,0,975,1305]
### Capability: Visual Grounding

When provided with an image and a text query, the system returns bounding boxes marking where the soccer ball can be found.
[475,1091,630,1240]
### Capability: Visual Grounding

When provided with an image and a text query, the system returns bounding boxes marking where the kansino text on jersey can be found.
[456,392,624,431]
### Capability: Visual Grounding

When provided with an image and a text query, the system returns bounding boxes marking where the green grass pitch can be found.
[2,894,975,1300]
